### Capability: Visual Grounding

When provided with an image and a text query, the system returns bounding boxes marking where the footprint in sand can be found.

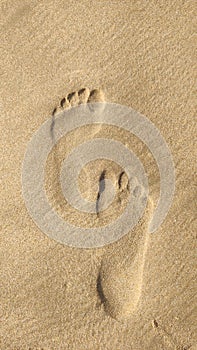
[50,87,105,142]
[97,196,154,321]
[52,87,105,116]
[50,88,153,321]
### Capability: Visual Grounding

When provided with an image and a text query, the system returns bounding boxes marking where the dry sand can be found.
[0,1,196,349]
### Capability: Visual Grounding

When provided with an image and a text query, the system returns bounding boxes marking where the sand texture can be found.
[0,1,196,349]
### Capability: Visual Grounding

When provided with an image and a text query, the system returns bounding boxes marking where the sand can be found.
[0,1,196,349]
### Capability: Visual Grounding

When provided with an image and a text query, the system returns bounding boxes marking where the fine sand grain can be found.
[0,1,196,349]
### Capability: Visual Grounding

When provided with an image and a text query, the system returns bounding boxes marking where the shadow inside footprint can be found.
[96,170,106,216]
[96,271,107,305]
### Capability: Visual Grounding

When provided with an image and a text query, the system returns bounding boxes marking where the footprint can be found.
[96,197,154,321]
[52,87,105,117]
[50,89,153,322]
[50,87,105,143]
[48,87,106,222]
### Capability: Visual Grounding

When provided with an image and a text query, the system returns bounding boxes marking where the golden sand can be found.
[0,1,196,349]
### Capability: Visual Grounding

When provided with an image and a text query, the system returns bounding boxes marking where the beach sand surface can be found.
[0,1,196,349]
